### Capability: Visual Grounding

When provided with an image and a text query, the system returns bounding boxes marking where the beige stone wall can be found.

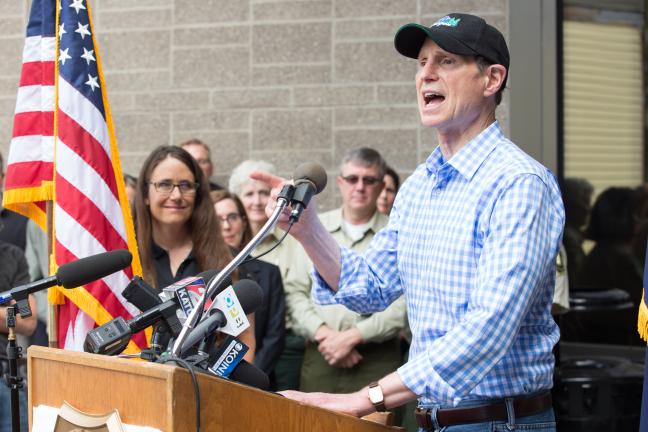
[0,0,508,209]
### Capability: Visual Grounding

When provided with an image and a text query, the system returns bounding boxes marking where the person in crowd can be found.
[2,151,49,348]
[0,152,28,252]
[290,148,406,395]
[561,177,594,290]
[377,166,400,216]
[632,183,648,266]
[135,145,255,361]
[571,187,643,345]
[179,138,223,191]
[212,190,286,388]
[0,237,37,432]
[229,159,313,390]
[123,174,138,209]
[253,13,564,431]
[229,160,276,237]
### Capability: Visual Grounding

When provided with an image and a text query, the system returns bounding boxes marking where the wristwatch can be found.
[368,381,386,412]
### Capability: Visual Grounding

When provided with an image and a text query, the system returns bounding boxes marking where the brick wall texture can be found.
[0,0,508,209]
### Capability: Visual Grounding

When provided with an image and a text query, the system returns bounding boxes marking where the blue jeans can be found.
[0,384,28,432]
[417,396,556,432]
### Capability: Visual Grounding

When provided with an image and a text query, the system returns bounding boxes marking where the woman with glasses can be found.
[212,190,286,389]
[134,146,255,360]
[377,167,400,216]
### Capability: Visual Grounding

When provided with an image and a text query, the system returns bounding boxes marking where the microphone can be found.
[84,278,260,356]
[120,271,227,358]
[180,279,263,355]
[0,249,132,317]
[179,338,270,390]
[290,162,327,223]
[161,273,232,323]
[229,359,270,390]
[208,338,269,390]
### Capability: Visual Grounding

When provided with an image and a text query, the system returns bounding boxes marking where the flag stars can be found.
[80,47,95,65]
[69,0,86,14]
[85,74,99,92]
[75,22,91,40]
[59,23,66,37]
[59,48,72,66]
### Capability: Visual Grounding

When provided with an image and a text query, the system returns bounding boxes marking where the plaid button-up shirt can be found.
[313,121,565,406]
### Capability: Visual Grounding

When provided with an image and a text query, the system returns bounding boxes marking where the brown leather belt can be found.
[414,392,552,429]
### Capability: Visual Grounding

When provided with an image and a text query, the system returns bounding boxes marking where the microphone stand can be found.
[4,306,23,432]
[170,185,295,357]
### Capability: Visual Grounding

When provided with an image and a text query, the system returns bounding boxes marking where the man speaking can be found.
[253,13,564,431]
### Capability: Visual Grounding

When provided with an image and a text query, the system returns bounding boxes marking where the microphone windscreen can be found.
[123,276,162,311]
[232,279,264,314]
[57,249,132,288]
[230,360,270,390]
[198,270,232,298]
[293,162,327,194]
[196,269,220,284]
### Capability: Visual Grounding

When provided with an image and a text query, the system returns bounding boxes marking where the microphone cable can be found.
[242,220,294,264]
[159,355,202,432]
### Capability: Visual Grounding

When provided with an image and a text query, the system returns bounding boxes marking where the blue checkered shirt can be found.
[312,122,565,406]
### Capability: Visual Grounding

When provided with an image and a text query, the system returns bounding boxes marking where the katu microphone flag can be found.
[3,0,144,352]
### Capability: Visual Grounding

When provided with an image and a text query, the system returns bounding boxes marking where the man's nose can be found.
[419,62,438,81]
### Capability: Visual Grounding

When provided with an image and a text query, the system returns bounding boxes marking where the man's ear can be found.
[484,64,507,97]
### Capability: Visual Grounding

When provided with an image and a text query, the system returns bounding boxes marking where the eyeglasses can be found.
[339,175,383,186]
[217,213,242,225]
[149,180,199,195]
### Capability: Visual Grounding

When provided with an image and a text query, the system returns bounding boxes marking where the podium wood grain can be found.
[28,346,403,431]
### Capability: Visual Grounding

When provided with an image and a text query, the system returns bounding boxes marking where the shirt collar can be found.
[425,121,502,181]
[151,241,195,261]
[324,207,383,235]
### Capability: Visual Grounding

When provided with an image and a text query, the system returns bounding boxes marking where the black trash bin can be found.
[561,288,636,345]
[553,356,643,432]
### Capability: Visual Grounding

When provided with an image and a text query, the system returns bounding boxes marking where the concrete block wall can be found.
[0,0,508,210]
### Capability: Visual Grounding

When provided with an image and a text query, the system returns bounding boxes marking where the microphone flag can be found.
[212,286,250,337]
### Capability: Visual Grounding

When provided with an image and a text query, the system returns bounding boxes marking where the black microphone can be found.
[289,162,327,223]
[121,271,226,357]
[85,278,261,356]
[0,249,132,317]
[192,336,270,390]
[122,276,161,311]
[230,359,270,390]
[179,279,263,356]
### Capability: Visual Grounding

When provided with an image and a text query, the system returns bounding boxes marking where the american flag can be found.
[4,0,145,351]
[3,0,56,227]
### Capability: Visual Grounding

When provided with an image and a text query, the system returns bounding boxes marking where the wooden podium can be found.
[28,346,403,431]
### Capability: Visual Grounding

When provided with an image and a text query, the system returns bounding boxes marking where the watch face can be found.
[368,385,383,403]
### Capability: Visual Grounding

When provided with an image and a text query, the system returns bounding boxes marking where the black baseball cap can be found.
[394,13,510,70]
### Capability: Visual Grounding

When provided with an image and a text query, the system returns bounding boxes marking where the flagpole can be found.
[46,200,57,348]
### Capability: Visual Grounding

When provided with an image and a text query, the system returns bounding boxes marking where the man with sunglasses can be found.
[292,147,406,396]
[253,13,564,431]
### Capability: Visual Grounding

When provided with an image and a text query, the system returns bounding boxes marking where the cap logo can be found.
[432,16,461,28]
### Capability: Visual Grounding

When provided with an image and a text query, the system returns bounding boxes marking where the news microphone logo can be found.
[209,337,249,378]
[212,286,250,337]
[162,276,208,321]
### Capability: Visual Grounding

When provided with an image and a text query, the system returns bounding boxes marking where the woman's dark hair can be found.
[384,166,400,192]
[210,190,253,248]
[135,145,232,288]
[584,187,640,243]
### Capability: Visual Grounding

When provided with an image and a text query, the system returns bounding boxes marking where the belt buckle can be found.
[415,407,433,430]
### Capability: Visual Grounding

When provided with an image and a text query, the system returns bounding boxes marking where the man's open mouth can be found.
[423,91,445,106]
